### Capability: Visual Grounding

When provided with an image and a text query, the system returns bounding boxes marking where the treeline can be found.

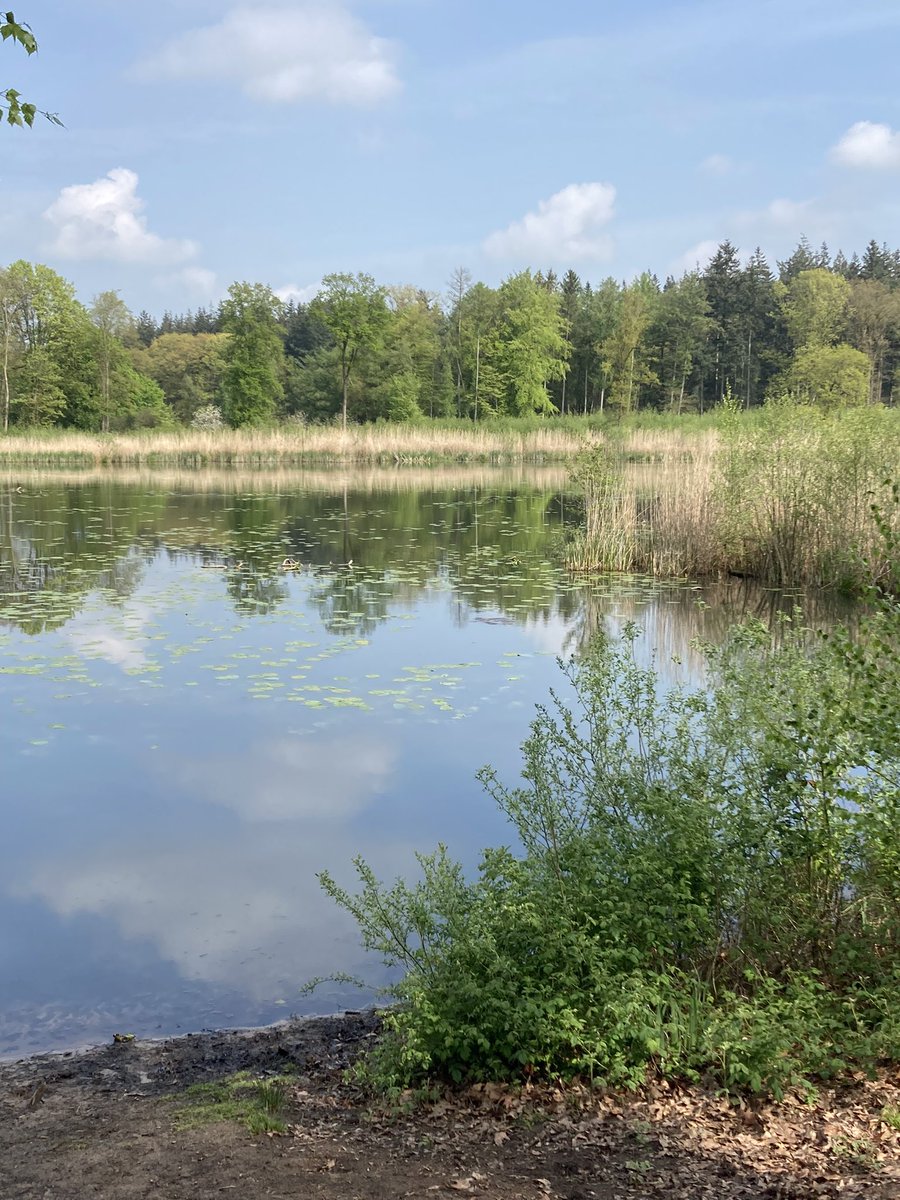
[2,236,900,432]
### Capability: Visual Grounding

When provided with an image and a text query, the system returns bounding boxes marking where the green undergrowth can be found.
[321,488,900,1099]
[171,1071,293,1134]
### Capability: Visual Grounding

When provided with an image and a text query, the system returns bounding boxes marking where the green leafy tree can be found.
[132,331,228,422]
[784,343,870,408]
[576,278,619,413]
[111,361,173,430]
[456,281,501,420]
[5,261,90,426]
[2,11,60,127]
[372,287,448,420]
[310,272,389,430]
[90,291,132,432]
[650,272,711,411]
[219,282,285,427]
[782,268,850,350]
[447,266,472,417]
[601,274,659,412]
[492,270,569,416]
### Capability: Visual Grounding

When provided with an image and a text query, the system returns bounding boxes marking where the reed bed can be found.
[2,463,570,495]
[0,418,723,471]
[615,422,720,463]
[0,423,597,469]
[567,407,900,590]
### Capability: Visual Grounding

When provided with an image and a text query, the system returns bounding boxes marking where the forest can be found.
[1,236,900,435]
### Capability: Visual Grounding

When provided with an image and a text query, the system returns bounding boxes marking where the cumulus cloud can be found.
[830,120,900,169]
[44,168,197,265]
[275,281,320,304]
[138,3,400,107]
[483,182,616,261]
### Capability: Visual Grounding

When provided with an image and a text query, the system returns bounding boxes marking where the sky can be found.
[3,0,900,315]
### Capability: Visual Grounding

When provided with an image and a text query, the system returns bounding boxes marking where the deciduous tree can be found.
[220,282,284,427]
[310,273,389,430]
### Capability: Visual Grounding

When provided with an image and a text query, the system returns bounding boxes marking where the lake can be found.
[0,468,850,1059]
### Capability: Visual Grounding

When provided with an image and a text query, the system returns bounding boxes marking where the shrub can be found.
[321,500,900,1096]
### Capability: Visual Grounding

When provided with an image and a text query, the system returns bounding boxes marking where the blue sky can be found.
[4,0,900,314]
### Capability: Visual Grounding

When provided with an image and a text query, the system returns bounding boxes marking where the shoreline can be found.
[0,1010,380,1093]
[2,1011,897,1199]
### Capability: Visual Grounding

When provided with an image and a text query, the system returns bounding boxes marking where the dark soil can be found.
[1,1013,898,1199]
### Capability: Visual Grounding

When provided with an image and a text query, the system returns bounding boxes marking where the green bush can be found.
[321,504,900,1096]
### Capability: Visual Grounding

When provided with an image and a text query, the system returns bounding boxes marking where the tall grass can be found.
[0,422,596,468]
[0,415,722,470]
[567,405,900,590]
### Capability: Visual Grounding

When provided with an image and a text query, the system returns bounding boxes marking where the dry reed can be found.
[0,424,598,469]
[567,408,900,590]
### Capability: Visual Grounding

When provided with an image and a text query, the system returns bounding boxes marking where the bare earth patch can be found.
[1,1014,898,1199]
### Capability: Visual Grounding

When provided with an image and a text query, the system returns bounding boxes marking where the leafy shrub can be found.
[321,500,900,1096]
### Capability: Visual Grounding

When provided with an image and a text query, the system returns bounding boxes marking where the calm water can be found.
[0,469,849,1058]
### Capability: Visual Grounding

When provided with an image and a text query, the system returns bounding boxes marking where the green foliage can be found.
[782,269,850,350]
[132,332,228,423]
[782,343,870,409]
[111,363,173,430]
[1,11,61,127]
[310,273,390,429]
[600,274,659,412]
[220,283,285,427]
[322,531,900,1095]
[492,271,569,416]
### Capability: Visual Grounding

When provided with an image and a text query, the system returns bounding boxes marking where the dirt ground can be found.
[1,1013,898,1200]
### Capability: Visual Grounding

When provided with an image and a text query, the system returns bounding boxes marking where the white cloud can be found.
[169,266,219,297]
[761,197,812,226]
[18,735,406,998]
[166,734,395,824]
[483,182,616,261]
[830,120,900,169]
[44,168,197,265]
[275,281,320,304]
[700,153,733,175]
[139,4,400,107]
[67,600,155,672]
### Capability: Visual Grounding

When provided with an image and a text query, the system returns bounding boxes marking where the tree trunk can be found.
[341,347,349,432]
[1,325,10,433]
[474,336,480,422]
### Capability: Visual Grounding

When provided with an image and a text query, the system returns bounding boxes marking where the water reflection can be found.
[0,470,859,1058]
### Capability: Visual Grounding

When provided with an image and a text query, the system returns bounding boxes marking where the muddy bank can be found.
[1,1014,898,1200]
[0,1010,379,1100]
